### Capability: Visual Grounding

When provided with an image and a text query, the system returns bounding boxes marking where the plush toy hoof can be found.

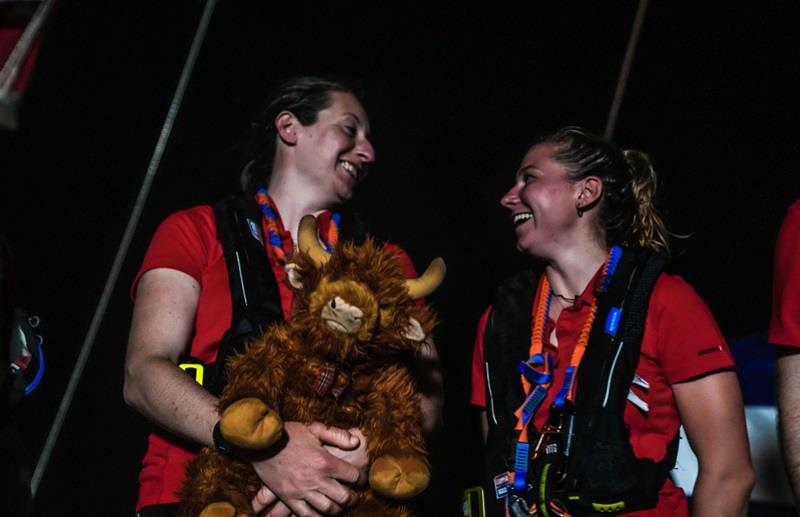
[198,501,244,517]
[369,454,430,499]
[220,397,284,449]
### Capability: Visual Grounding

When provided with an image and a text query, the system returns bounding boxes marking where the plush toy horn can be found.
[406,258,446,300]
[298,214,331,265]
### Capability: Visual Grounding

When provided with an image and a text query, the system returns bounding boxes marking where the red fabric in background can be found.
[1,3,45,94]
[770,199,800,347]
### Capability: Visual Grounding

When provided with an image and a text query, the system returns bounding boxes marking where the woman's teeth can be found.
[339,160,358,179]
[513,212,533,226]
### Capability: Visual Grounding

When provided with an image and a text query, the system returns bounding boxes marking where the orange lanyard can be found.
[515,255,614,435]
[508,247,622,500]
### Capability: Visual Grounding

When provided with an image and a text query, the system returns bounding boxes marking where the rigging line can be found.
[30,0,218,497]
[604,0,649,140]
[0,0,55,93]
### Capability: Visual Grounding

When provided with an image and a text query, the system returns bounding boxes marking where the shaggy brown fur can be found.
[179,238,437,516]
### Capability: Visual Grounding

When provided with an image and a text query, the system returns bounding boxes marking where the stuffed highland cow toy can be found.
[179,215,445,517]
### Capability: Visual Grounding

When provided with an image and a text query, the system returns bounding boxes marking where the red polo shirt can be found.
[471,270,734,516]
[770,199,800,347]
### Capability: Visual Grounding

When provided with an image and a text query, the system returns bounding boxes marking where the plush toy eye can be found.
[330,298,336,309]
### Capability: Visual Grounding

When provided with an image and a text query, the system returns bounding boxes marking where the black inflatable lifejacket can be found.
[180,195,368,395]
[482,248,678,516]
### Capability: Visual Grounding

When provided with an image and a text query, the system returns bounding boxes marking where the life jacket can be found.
[179,194,368,395]
[482,248,678,516]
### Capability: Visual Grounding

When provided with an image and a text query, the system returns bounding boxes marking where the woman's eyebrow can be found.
[344,112,370,134]
[343,112,362,124]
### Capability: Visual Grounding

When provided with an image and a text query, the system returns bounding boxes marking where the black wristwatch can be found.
[212,421,236,456]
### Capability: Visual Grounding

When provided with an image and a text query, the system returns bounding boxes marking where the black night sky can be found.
[1,3,797,514]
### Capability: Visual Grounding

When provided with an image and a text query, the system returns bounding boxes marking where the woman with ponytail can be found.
[124,77,443,516]
[471,127,753,516]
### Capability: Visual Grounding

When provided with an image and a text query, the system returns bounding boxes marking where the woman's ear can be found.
[275,111,299,145]
[577,176,603,209]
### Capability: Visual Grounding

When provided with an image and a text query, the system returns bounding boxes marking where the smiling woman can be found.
[242,78,373,205]
[502,143,583,258]
[122,76,443,517]
[281,90,374,207]
[471,127,755,517]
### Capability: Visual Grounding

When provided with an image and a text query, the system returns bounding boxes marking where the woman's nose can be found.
[500,184,520,209]
[356,136,375,164]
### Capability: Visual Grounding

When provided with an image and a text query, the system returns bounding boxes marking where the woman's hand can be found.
[249,421,364,516]
[324,428,369,483]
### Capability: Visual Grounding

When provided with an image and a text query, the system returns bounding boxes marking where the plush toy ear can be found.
[285,263,304,289]
[402,317,426,342]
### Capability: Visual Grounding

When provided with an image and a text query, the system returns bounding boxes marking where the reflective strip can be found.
[602,341,625,408]
[627,389,649,412]
[234,251,248,307]
[485,361,498,426]
[632,373,650,390]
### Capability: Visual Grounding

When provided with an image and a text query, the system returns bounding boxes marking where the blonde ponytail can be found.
[543,127,680,254]
[623,150,671,253]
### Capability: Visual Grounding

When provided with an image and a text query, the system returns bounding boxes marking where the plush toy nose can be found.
[321,296,364,334]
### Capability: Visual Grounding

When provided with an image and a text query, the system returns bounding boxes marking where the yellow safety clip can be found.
[179,363,204,386]
[463,486,486,517]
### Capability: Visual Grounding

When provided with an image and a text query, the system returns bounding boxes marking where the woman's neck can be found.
[266,173,332,240]
[544,241,608,302]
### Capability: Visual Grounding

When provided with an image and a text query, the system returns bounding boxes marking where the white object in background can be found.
[671,405,792,504]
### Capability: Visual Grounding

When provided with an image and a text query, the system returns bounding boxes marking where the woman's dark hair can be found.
[241,76,360,194]
[540,126,671,253]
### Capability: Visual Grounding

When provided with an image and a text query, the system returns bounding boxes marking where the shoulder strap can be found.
[617,251,667,344]
[485,269,541,427]
[200,197,371,395]
[482,268,540,514]
[564,249,675,513]
[208,195,285,394]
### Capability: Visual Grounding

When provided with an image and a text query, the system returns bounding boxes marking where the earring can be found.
[576,204,584,217]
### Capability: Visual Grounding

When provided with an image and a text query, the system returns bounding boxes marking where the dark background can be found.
[1,2,797,514]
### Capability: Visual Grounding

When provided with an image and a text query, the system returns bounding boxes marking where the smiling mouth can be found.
[338,160,361,181]
[513,212,533,226]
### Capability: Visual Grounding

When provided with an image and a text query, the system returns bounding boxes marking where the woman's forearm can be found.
[690,466,754,517]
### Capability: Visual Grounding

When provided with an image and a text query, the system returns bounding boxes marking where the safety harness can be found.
[483,247,677,516]
[179,194,367,395]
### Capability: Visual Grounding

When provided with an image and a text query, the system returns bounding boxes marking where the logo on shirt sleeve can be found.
[697,344,723,357]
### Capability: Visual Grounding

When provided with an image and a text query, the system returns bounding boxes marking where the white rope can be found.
[30,0,218,497]
[605,0,649,140]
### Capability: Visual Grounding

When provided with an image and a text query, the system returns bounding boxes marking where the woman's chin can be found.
[515,240,536,256]
[516,238,550,261]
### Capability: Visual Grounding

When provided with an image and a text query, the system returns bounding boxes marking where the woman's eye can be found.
[343,125,357,136]
[522,174,535,184]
